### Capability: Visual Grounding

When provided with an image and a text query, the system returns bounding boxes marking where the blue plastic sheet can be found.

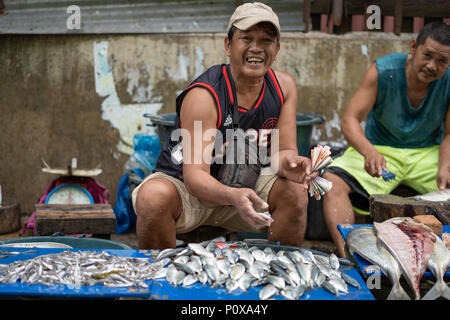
[132,133,161,172]
[150,267,374,300]
[0,248,375,300]
[114,134,161,234]
[113,168,145,234]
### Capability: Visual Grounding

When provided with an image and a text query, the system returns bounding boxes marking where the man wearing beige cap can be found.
[133,2,315,249]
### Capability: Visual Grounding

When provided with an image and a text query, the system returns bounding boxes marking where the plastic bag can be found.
[113,168,145,234]
[133,134,160,171]
[116,134,161,234]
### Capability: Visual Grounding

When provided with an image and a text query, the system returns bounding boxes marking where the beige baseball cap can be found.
[228,2,281,38]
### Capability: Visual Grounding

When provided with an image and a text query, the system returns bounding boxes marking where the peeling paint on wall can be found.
[361,44,369,57]
[325,110,342,138]
[335,54,346,112]
[194,46,205,79]
[127,64,163,104]
[311,126,322,143]
[312,110,346,146]
[93,41,163,155]
[165,47,190,81]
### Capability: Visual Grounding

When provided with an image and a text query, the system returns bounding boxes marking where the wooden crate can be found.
[0,198,21,235]
[369,194,450,224]
[35,204,116,236]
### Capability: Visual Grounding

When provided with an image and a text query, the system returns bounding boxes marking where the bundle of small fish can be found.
[347,217,450,300]
[0,250,159,289]
[151,239,359,300]
[308,145,333,200]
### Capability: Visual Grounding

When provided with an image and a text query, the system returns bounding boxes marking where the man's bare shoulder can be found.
[361,62,379,88]
[180,86,218,126]
[272,69,296,95]
[272,69,295,86]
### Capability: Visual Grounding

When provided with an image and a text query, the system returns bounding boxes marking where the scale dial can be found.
[45,184,94,205]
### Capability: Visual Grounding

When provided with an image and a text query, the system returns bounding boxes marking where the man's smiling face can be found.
[225,22,280,79]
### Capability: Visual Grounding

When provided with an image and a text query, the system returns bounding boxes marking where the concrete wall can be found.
[0,32,414,214]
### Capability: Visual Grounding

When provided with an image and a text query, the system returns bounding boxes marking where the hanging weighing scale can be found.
[42,158,102,205]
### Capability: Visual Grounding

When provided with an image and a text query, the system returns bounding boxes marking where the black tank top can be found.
[154,64,284,181]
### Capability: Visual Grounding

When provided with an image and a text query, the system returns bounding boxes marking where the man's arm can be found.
[271,70,315,189]
[341,62,386,177]
[180,87,270,228]
[437,106,450,190]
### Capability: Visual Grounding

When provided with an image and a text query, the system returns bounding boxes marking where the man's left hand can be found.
[282,154,318,190]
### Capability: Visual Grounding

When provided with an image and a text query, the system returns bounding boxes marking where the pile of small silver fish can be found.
[151,240,359,300]
[0,250,159,289]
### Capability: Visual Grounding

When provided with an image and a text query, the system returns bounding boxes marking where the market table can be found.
[0,247,375,300]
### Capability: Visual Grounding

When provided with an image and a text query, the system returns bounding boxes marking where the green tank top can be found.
[365,53,449,148]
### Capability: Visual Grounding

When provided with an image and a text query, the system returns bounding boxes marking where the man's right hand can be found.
[363,149,386,177]
[340,62,386,179]
[228,188,273,229]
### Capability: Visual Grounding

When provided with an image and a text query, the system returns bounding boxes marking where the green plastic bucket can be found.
[0,236,133,249]
[296,113,325,157]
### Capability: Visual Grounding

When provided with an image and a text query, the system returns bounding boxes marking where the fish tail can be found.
[444,286,450,300]
[422,281,450,300]
[387,283,411,300]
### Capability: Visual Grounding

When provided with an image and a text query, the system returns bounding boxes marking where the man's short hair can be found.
[227,25,238,43]
[416,21,450,46]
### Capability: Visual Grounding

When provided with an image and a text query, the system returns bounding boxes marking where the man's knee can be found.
[323,172,351,195]
[135,178,182,221]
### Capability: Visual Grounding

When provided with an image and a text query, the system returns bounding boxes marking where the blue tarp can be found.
[0,247,375,300]
[113,168,145,234]
[113,134,161,234]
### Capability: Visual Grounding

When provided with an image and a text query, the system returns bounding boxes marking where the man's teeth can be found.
[247,57,263,63]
